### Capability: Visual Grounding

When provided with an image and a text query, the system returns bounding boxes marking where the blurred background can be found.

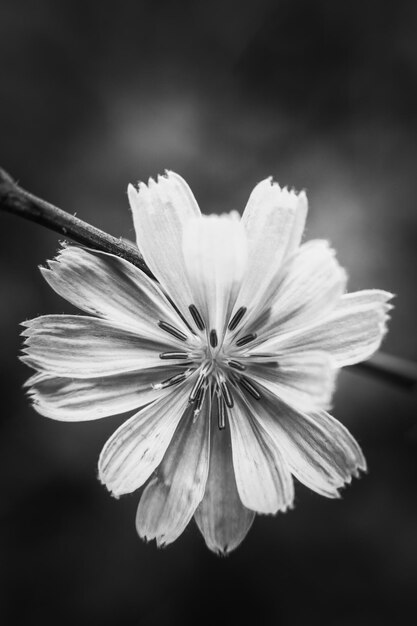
[1,0,417,624]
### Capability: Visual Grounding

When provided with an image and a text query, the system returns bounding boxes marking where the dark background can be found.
[1,1,417,624]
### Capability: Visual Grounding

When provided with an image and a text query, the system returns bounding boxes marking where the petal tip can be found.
[127,182,138,196]
[99,476,121,499]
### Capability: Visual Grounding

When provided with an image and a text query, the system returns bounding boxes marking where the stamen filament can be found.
[189,304,205,331]
[172,361,194,367]
[158,321,188,342]
[236,333,257,347]
[228,306,247,331]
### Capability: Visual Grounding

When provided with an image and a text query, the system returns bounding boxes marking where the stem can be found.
[1,167,415,390]
[351,351,417,390]
[0,168,153,278]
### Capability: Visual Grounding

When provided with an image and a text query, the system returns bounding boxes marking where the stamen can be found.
[245,352,279,367]
[228,360,246,371]
[217,394,227,430]
[196,385,206,411]
[172,361,194,367]
[189,371,206,402]
[159,351,189,360]
[256,361,280,369]
[238,376,261,400]
[228,306,247,331]
[227,375,239,388]
[220,380,234,408]
[236,333,257,347]
[209,329,218,348]
[189,304,205,331]
[158,321,187,342]
[153,372,188,390]
[193,385,206,422]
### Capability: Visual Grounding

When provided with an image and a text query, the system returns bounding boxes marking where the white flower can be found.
[21,172,393,554]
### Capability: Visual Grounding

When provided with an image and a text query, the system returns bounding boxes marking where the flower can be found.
[21,171,392,554]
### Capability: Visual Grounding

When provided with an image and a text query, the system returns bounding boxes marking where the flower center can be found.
[156,303,262,429]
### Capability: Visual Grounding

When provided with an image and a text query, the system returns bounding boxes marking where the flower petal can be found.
[230,178,307,325]
[259,240,347,338]
[247,350,337,412]
[228,390,294,514]
[99,379,193,496]
[182,214,247,339]
[248,385,366,497]
[194,410,255,555]
[128,171,201,324]
[274,289,393,366]
[136,399,210,547]
[24,366,183,421]
[41,245,190,341]
[21,315,182,378]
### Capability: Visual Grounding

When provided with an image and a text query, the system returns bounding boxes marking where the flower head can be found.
[22,172,392,554]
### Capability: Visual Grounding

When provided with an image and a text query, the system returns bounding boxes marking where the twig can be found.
[1,167,415,390]
[0,168,153,278]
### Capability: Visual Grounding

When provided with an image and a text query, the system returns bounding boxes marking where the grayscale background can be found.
[1,1,417,624]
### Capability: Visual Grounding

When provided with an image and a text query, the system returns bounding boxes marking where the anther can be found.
[245,352,279,367]
[209,329,218,348]
[195,385,206,411]
[158,321,187,342]
[159,351,189,360]
[217,395,226,430]
[256,360,280,368]
[228,360,246,372]
[193,385,206,421]
[228,306,247,331]
[220,380,234,408]
[238,376,261,400]
[189,304,205,331]
[153,372,187,390]
[189,371,206,402]
[236,333,257,347]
